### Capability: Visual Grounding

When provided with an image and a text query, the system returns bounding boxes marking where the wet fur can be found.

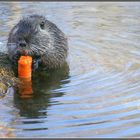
[0,14,68,95]
[7,14,68,69]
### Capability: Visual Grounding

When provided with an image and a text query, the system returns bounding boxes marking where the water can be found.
[0,2,140,138]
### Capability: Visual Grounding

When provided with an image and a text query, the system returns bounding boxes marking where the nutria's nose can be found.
[18,39,27,48]
[19,42,27,48]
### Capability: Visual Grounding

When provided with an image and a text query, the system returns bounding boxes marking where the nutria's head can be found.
[7,14,68,69]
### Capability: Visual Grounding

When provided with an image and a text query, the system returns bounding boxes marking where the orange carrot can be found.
[18,56,32,78]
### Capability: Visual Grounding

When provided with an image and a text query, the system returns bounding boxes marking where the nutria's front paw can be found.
[32,59,41,71]
[12,54,20,66]
[32,60,38,71]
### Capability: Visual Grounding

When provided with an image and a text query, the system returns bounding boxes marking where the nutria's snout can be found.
[7,14,68,70]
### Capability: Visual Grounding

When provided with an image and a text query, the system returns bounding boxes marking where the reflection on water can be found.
[0,1,140,138]
[14,63,69,118]
[17,77,33,99]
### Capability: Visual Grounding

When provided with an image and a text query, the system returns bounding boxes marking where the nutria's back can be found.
[7,14,68,70]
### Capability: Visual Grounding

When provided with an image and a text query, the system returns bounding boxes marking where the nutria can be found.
[7,14,68,70]
[0,14,68,95]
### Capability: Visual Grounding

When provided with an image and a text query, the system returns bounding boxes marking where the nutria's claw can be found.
[32,60,38,71]
[32,59,42,71]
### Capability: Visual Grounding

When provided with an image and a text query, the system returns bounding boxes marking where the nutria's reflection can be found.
[13,62,70,118]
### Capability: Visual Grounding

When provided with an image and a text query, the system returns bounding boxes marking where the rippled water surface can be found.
[0,2,140,138]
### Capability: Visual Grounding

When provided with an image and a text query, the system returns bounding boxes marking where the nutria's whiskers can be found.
[7,14,68,70]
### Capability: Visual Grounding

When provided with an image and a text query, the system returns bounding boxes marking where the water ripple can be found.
[0,2,140,138]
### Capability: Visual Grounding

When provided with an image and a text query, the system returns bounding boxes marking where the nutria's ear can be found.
[12,26,19,35]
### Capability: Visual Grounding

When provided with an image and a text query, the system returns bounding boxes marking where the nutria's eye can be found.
[40,21,45,29]
[18,37,22,41]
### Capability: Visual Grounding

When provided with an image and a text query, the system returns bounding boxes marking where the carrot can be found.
[18,56,32,78]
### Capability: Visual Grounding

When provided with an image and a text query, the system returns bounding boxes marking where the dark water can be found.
[0,2,140,138]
